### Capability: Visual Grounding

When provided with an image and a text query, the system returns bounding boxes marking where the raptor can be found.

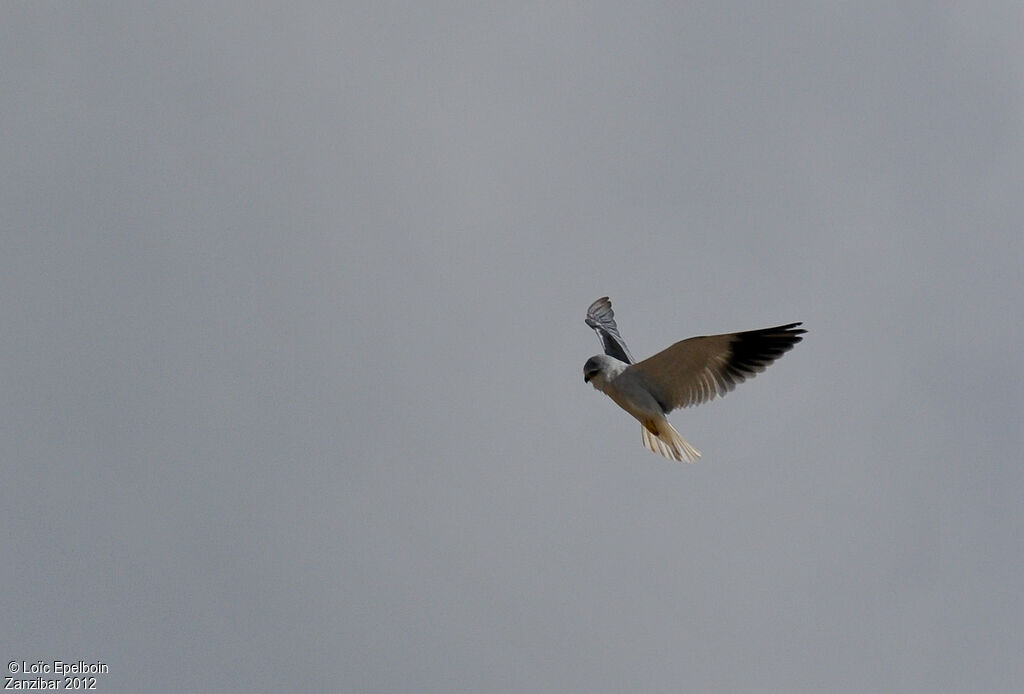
[584,297,805,462]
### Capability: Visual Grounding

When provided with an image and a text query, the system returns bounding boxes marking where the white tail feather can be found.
[641,422,701,463]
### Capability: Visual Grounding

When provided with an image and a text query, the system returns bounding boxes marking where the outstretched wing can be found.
[627,323,805,412]
[585,297,635,364]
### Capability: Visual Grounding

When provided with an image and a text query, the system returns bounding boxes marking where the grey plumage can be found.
[585,296,635,364]
[583,297,805,462]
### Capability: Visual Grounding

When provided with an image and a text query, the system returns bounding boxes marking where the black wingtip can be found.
[727,323,806,373]
[769,322,806,339]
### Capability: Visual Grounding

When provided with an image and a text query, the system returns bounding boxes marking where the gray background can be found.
[2,3,1021,693]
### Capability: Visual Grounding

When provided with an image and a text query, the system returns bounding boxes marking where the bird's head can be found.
[583,354,625,388]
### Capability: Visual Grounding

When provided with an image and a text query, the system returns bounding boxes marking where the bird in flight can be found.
[584,297,805,463]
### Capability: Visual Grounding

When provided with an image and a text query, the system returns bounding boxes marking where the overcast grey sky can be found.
[2,3,1021,693]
